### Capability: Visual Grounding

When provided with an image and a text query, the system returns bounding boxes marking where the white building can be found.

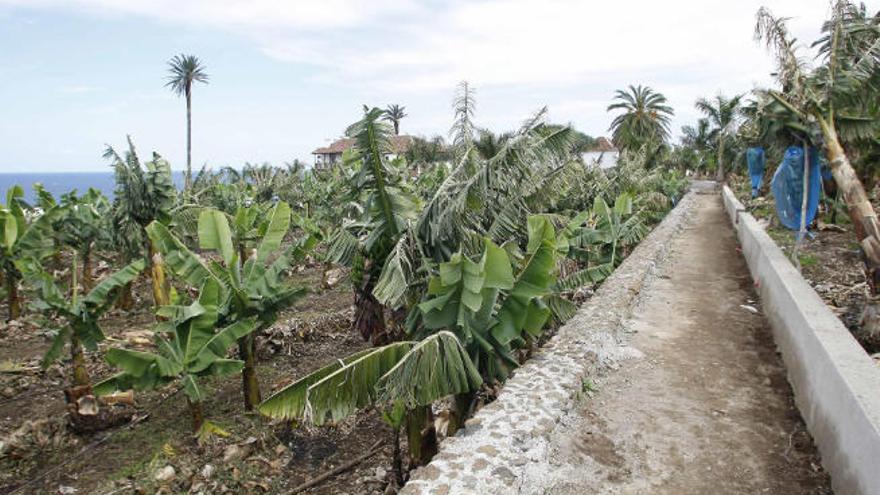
[581,136,619,170]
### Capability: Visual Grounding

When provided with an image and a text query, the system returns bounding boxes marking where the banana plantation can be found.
[0,78,686,492]
[2,1,880,494]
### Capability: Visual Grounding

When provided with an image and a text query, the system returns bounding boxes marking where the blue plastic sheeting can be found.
[747,147,766,197]
[771,146,821,231]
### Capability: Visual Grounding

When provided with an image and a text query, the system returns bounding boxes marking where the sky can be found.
[0,0,846,172]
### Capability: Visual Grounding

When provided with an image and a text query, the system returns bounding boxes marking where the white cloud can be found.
[0,0,419,29]
[1,0,845,142]
[59,85,98,94]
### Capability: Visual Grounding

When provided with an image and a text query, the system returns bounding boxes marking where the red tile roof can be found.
[594,137,616,152]
[312,135,414,155]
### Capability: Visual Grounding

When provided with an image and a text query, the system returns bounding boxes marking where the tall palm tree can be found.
[607,85,674,152]
[165,54,209,191]
[695,94,743,181]
[384,104,407,135]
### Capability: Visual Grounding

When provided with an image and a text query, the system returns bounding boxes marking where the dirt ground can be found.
[552,193,831,494]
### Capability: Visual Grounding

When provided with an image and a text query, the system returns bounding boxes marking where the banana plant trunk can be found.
[821,120,880,338]
[406,406,438,468]
[354,273,388,345]
[188,397,204,433]
[81,247,93,292]
[446,391,476,437]
[117,280,135,310]
[391,425,404,487]
[238,334,261,410]
[5,271,21,321]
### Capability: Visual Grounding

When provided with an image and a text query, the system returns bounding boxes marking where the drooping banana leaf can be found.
[305,342,414,425]
[258,347,377,421]
[378,331,482,408]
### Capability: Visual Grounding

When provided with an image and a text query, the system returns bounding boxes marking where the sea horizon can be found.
[0,171,186,203]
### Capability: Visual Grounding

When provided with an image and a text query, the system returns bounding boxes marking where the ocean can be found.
[0,172,186,203]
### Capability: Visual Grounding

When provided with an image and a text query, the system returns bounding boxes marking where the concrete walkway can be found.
[544,192,831,493]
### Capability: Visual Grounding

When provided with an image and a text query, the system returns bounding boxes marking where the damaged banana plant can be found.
[145,200,314,410]
[260,215,562,465]
[17,256,144,390]
[96,278,257,433]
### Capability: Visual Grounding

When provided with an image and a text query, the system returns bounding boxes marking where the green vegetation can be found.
[96,278,257,432]
[1,60,686,485]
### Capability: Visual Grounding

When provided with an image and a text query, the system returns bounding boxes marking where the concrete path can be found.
[546,192,831,494]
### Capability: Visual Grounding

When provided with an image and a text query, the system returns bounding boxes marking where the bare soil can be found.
[553,193,831,493]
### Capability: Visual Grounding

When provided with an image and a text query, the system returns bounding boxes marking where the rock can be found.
[324,268,344,288]
[76,395,99,416]
[122,330,154,347]
[58,485,77,494]
[223,444,250,463]
[373,466,387,481]
[201,463,215,479]
[154,465,176,482]
[739,304,759,314]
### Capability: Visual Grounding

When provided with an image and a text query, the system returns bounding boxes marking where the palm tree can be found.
[607,85,674,152]
[383,104,407,135]
[695,94,743,181]
[165,54,209,191]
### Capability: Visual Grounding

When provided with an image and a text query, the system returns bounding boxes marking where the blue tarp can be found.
[747,147,766,197]
[771,146,821,232]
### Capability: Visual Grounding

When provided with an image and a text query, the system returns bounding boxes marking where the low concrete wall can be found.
[401,190,698,494]
[722,185,880,495]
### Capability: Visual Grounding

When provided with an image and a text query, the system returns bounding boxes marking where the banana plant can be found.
[327,107,421,345]
[259,216,560,466]
[0,186,59,321]
[104,137,177,308]
[572,194,647,269]
[417,215,559,382]
[146,200,314,410]
[16,256,144,389]
[96,278,258,433]
[54,189,113,291]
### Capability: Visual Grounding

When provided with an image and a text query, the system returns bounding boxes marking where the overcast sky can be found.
[0,0,844,172]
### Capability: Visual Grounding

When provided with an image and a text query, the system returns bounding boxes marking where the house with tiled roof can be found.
[312,135,415,170]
